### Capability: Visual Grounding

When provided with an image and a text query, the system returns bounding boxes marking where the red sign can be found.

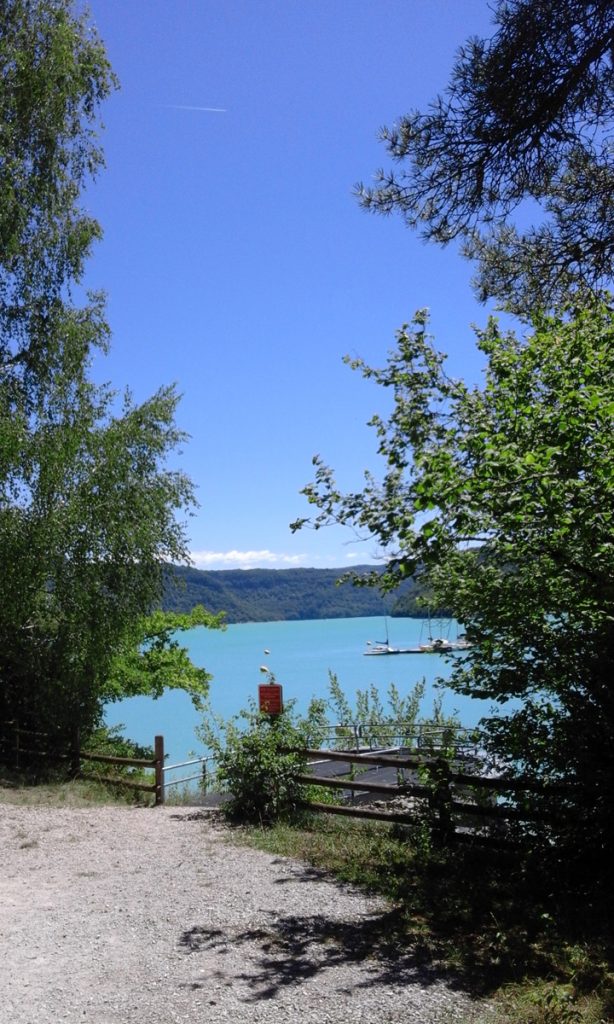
[258,683,283,715]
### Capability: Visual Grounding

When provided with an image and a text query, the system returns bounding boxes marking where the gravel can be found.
[0,803,490,1024]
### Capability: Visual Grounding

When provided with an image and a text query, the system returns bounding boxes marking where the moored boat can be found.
[363,618,473,656]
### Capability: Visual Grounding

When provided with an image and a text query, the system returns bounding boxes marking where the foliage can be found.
[0,1,211,751]
[216,717,305,824]
[83,723,154,762]
[324,672,465,848]
[0,0,117,360]
[104,605,225,710]
[293,306,614,879]
[326,669,428,749]
[358,0,614,313]
[233,814,614,1023]
[0,353,199,742]
[199,678,329,823]
[389,588,444,619]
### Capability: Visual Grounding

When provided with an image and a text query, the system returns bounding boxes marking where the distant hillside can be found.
[162,565,428,623]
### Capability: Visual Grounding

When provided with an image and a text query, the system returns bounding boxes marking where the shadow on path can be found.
[178,902,470,1004]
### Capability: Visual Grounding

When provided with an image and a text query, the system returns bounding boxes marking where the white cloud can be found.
[186,549,382,570]
[189,549,308,570]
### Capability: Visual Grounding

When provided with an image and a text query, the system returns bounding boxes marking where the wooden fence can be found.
[1,723,570,841]
[0,720,80,776]
[287,745,568,846]
[0,721,165,805]
[79,735,164,805]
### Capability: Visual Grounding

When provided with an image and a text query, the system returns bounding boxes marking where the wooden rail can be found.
[299,747,426,769]
[287,745,570,843]
[1,722,165,805]
[79,751,157,768]
[301,800,424,827]
[0,720,80,775]
[297,774,426,797]
[78,735,165,805]
[296,747,569,794]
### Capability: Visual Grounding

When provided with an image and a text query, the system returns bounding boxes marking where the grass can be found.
[0,767,153,807]
[163,781,203,805]
[224,811,614,1024]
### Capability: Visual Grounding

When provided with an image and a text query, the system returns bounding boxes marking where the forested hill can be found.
[163,565,427,623]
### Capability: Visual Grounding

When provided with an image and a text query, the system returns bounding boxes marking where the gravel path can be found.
[0,804,488,1024]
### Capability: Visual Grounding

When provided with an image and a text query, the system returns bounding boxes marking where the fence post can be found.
[71,726,81,778]
[154,735,164,806]
[429,757,454,847]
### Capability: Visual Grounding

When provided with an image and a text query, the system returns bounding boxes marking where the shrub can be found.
[199,680,328,823]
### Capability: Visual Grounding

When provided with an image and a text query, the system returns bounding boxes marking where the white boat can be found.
[364,642,418,656]
[364,620,433,656]
[363,617,472,656]
[418,636,456,653]
[418,617,473,653]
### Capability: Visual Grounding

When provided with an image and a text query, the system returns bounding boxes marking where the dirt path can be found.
[0,804,487,1023]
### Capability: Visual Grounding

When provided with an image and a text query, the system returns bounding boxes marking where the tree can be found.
[0,1,210,748]
[104,606,224,711]
[293,306,614,872]
[359,0,614,313]
[0,364,202,738]
[0,0,116,372]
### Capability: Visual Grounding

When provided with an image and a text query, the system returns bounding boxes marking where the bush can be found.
[217,715,304,822]
[199,682,328,823]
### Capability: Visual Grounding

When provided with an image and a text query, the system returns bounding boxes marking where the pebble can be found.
[0,803,489,1023]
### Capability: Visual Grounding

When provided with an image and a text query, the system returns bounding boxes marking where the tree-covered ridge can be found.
[163,565,428,622]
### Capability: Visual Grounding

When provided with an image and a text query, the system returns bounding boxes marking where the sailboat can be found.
[364,620,398,655]
[363,619,430,656]
[363,615,472,656]
[417,613,472,653]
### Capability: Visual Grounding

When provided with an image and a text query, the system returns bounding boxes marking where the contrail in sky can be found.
[164,104,227,112]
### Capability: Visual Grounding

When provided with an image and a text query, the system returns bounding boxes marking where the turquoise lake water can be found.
[105,616,497,771]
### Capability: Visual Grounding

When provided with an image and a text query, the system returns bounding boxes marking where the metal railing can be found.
[161,753,218,795]
[314,721,479,754]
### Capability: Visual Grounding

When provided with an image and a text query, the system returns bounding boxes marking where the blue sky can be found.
[83,0,500,570]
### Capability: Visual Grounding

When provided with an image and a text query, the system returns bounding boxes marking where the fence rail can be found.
[314,722,479,754]
[79,750,158,768]
[1,720,569,842]
[0,720,221,804]
[0,721,165,804]
[0,720,80,774]
[162,754,215,791]
[286,744,567,844]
